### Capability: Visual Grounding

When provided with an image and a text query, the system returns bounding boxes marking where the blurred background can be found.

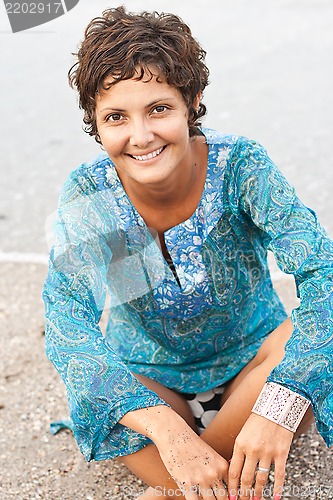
[0,0,332,259]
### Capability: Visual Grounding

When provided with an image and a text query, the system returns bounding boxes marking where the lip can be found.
[127,145,167,162]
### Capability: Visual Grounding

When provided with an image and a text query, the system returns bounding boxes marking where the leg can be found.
[118,319,313,498]
[117,373,196,499]
[200,318,314,459]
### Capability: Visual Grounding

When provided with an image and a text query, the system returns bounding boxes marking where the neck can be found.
[124,160,199,210]
[118,136,207,211]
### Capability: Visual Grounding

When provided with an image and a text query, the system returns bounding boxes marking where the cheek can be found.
[162,116,190,142]
[99,129,126,156]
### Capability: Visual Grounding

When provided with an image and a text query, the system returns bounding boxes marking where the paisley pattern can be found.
[43,129,333,461]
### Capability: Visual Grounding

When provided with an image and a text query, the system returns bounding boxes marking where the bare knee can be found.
[254,317,293,366]
[132,373,196,431]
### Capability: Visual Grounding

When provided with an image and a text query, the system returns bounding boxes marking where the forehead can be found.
[95,72,184,109]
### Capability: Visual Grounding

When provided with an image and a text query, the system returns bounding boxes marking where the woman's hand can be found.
[120,405,229,499]
[228,413,293,500]
[154,423,229,499]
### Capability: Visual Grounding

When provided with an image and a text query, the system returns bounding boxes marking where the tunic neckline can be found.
[110,131,212,238]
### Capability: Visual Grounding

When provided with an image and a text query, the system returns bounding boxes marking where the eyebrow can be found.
[98,97,177,114]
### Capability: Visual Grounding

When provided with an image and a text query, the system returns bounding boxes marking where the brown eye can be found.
[107,113,122,122]
[153,105,167,113]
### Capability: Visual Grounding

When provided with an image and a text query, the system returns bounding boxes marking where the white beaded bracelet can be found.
[252,382,310,433]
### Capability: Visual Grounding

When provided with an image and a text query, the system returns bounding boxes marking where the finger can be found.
[181,484,200,500]
[253,462,271,499]
[200,486,217,500]
[212,479,228,499]
[191,482,226,500]
[183,488,200,500]
[175,481,199,500]
[228,453,245,500]
[239,456,258,500]
[273,456,287,500]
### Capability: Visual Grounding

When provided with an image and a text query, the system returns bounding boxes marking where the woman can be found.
[43,7,332,499]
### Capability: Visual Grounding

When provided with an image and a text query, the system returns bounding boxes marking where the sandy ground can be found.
[0,262,332,500]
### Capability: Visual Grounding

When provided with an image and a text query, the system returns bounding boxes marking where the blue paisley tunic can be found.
[43,129,333,461]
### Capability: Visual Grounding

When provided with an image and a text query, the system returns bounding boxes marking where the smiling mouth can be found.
[129,146,166,161]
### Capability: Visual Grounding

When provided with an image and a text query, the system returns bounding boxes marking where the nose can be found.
[129,118,154,149]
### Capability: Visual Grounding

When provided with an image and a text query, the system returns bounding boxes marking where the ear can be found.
[193,92,201,111]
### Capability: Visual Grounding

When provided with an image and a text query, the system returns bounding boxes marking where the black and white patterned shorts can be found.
[182,386,225,434]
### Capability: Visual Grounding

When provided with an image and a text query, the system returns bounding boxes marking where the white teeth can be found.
[132,147,164,161]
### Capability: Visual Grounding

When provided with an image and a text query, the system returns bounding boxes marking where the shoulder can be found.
[202,128,267,156]
[201,127,239,149]
[201,128,270,174]
[59,152,114,204]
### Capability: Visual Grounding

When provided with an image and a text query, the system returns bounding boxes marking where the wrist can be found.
[148,406,193,446]
[119,404,189,443]
[252,382,310,433]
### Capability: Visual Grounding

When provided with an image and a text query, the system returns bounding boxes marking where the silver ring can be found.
[257,466,270,473]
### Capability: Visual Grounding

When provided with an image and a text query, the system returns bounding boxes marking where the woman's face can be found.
[95,71,195,189]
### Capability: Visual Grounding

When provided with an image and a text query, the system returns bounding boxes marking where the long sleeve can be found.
[42,168,168,461]
[227,137,333,446]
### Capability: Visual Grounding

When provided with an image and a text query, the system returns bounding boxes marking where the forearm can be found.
[120,403,229,496]
[119,404,192,444]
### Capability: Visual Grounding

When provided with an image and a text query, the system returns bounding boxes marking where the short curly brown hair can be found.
[68,6,209,144]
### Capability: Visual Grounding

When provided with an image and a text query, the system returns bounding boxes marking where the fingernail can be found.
[229,496,237,500]
[253,497,261,500]
[274,495,281,500]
